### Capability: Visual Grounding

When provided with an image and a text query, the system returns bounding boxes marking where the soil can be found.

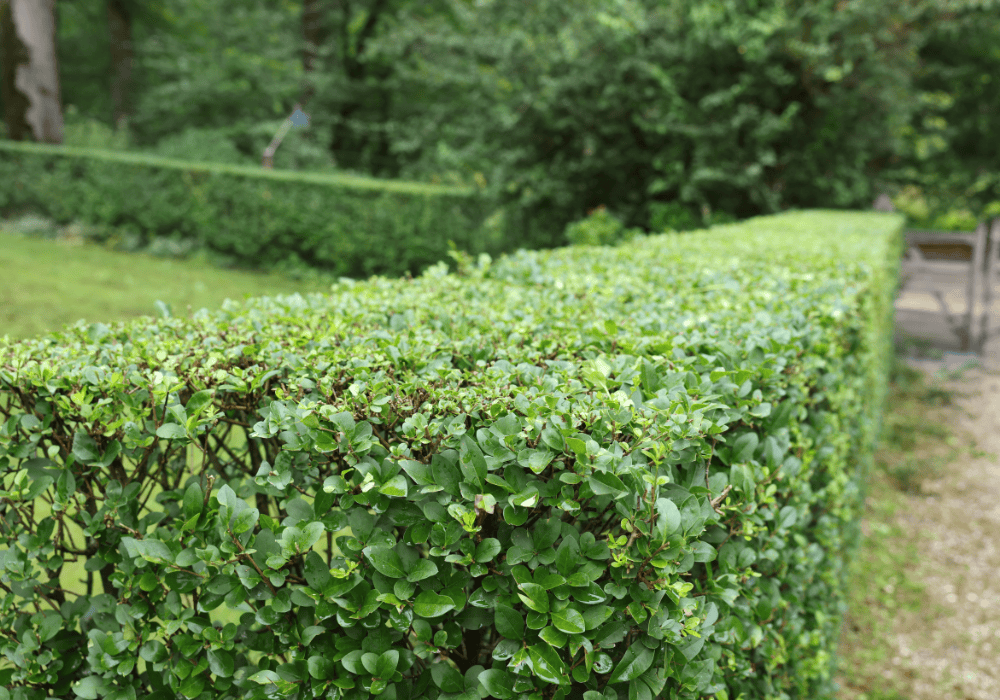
[838,358,1000,700]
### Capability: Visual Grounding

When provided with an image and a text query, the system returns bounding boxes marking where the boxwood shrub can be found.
[0,210,902,700]
[0,140,547,279]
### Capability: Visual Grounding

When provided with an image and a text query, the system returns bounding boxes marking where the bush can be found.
[0,140,504,279]
[564,206,639,246]
[149,127,255,165]
[0,210,902,700]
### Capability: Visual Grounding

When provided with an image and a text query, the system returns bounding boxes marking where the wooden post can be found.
[980,218,1000,354]
[966,221,988,352]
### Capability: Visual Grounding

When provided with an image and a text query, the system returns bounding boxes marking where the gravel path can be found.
[857,359,1000,699]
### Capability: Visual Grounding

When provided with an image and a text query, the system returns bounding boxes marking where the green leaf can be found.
[156,423,187,439]
[654,498,680,539]
[361,652,380,675]
[413,591,455,618]
[609,644,654,683]
[207,648,234,678]
[71,676,109,699]
[185,389,214,419]
[495,604,525,639]
[589,470,627,496]
[398,459,434,485]
[340,650,363,674]
[525,449,555,474]
[375,650,399,678]
[379,474,408,497]
[732,432,759,462]
[539,626,568,647]
[475,538,502,563]
[460,434,488,488]
[730,463,756,494]
[517,582,550,614]
[308,655,335,680]
[565,437,587,458]
[71,431,100,464]
[431,453,461,495]
[363,546,406,579]
[479,669,515,699]
[231,508,259,535]
[511,485,540,508]
[406,558,438,582]
[550,608,585,634]
[432,661,465,693]
[528,644,567,685]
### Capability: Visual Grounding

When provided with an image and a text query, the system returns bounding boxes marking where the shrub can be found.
[0,211,902,700]
[564,206,639,246]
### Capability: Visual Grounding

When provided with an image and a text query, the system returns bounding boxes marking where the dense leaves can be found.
[0,211,901,699]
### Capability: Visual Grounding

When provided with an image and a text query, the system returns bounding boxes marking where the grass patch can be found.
[0,212,340,341]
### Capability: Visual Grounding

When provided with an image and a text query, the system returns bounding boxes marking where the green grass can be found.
[0,214,339,341]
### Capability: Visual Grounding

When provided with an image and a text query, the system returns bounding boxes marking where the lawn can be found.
[0,214,338,341]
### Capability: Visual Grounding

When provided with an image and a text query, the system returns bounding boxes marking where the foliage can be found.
[374,0,930,240]
[61,106,132,151]
[0,211,902,700]
[147,127,255,166]
[564,206,639,247]
[0,140,501,280]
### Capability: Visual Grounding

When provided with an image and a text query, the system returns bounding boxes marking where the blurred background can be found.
[2,0,998,236]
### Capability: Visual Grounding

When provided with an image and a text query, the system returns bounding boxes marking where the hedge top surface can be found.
[0,209,903,700]
[0,139,476,196]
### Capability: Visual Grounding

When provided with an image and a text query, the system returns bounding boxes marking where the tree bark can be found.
[106,0,133,130]
[302,0,325,103]
[0,0,63,143]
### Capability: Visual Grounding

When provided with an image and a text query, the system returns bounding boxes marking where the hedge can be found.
[0,140,533,279]
[0,210,903,700]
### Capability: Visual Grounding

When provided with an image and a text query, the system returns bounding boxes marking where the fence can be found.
[899,219,1000,353]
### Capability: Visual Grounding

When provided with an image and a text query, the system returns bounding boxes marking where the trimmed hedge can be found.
[0,140,522,279]
[0,210,903,700]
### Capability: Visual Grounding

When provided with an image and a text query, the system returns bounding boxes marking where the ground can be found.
[836,357,1000,700]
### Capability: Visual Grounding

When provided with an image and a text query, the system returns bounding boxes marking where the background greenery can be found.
[3,0,999,243]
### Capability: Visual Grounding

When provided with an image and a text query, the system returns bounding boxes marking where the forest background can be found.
[1,0,1000,247]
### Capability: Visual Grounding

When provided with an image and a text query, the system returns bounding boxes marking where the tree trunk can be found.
[302,0,324,104]
[106,0,133,130]
[0,0,62,143]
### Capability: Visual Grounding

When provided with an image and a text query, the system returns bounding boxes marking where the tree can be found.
[106,0,134,129]
[374,0,938,240]
[0,0,64,143]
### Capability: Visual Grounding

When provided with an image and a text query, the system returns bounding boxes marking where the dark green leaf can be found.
[609,644,654,683]
[517,583,550,613]
[589,470,627,496]
[495,604,525,640]
[528,644,567,685]
[406,558,438,582]
[207,649,234,678]
[375,650,399,678]
[308,655,335,680]
[363,546,406,579]
[479,669,515,699]
[550,608,585,634]
[476,538,502,563]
